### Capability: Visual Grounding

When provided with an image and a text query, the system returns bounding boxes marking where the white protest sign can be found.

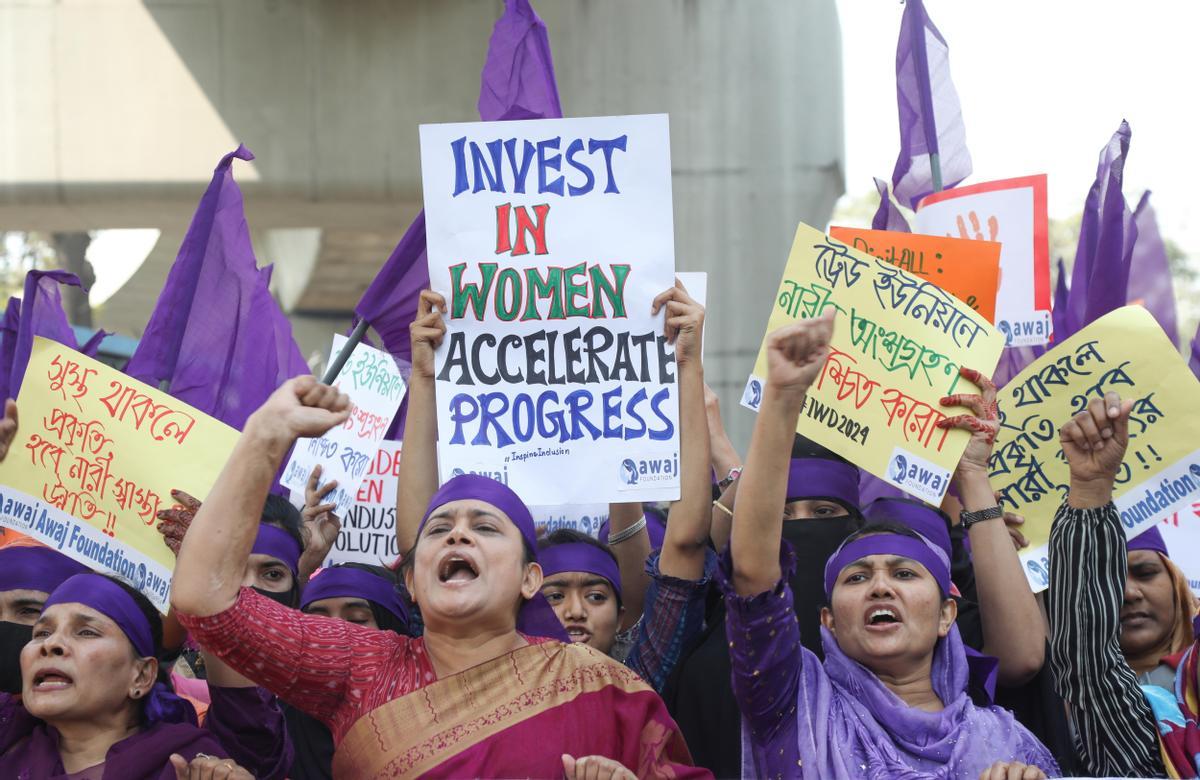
[1159,511,1200,594]
[281,334,407,517]
[321,441,404,566]
[914,175,1052,347]
[420,114,680,505]
[532,504,610,538]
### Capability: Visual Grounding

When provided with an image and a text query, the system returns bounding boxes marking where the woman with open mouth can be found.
[0,571,251,778]
[721,310,1059,779]
[170,364,707,779]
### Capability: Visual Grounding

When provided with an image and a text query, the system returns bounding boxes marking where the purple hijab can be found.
[787,458,861,515]
[1127,525,1169,557]
[41,574,196,727]
[767,532,1056,779]
[419,475,568,641]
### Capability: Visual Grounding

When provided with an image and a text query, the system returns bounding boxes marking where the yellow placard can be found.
[988,306,1200,592]
[0,337,239,611]
[741,222,1005,503]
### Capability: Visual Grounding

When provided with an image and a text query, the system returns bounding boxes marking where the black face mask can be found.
[253,585,299,609]
[781,514,862,658]
[0,621,33,695]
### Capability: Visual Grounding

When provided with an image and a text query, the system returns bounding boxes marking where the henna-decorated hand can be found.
[937,367,999,479]
[0,400,17,464]
[156,490,201,557]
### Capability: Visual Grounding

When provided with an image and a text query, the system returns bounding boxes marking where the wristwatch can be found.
[959,505,1003,530]
[718,467,742,491]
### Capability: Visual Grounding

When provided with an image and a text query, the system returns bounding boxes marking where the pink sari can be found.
[333,640,708,779]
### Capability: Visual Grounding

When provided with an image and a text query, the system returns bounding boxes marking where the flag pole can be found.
[322,318,371,384]
[930,152,943,192]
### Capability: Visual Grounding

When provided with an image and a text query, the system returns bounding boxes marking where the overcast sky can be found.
[836,0,1198,261]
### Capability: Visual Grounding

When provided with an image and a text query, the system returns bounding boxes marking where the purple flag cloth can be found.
[1190,324,1200,381]
[1127,191,1179,346]
[1067,121,1137,332]
[871,177,912,232]
[1051,258,1071,344]
[891,0,972,209]
[0,298,20,402]
[6,270,88,401]
[352,0,563,402]
[992,345,1043,389]
[125,145,307,431]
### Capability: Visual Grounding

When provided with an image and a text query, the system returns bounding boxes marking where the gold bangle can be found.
[712,499,733,518]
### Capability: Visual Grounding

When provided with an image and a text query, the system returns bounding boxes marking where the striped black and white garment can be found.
[1047,500,1165,778]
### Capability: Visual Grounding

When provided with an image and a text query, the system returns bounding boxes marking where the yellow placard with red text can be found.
[741,222,1005,503]
[0,337,239,611]
[829,226,1001,323]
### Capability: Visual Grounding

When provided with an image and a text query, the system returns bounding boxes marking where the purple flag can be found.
[1050,258,1071,344]
[871,178,912,232]
[6,270,89,401]
[891,0,972,209]
[353,0,562,374]
[125,145,307,431]
[1067,121,1137,331]
[1190,324,1200,381]
[0,297,21,402]
[1127,191,1178,346]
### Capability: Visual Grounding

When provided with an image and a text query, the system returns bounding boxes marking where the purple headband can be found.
[824,532,952,599]
[301,567,409,625]
[42,573,197,725]
[0,547,89,594]
[787,458,861,511]
[252,524,302,575]
[418,475,567,642]
[421,475,537,552]
[863,498,952,560]
[44,573,154,656]
[1128,526,1169,558]
[538,543,623,602]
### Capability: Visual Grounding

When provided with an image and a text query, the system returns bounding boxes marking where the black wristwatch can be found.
[959,505,1003,530]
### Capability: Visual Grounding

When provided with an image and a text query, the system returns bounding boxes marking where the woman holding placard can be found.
[1048,392,1200,777]
[723,311,1059,779]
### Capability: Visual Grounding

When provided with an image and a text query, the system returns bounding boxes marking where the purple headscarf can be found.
[41,574,196,726]
[419,475,568,642]
[864,497,953,560]
[538,543,623,602]
[0,547,89,594]
[1128,525,1169,557]
[787,458,861,514]
[301,566,409,626]
[251,525,302,576]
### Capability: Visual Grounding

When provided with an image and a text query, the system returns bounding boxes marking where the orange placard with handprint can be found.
[829,227,1000,323]
[913,174,1051,347]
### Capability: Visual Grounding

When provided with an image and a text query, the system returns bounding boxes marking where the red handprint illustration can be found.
[951,211,999,242]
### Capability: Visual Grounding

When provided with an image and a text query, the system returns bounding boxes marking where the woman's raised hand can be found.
[1059,391,1133,508]
[651,278,705,367]
[937,367,1000,480]
[764,309,836,397]
[0,399,17,463]
[246,376,351,447]
[156,489,202,557]
[561,754,637,780]
[411,290,448,380]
